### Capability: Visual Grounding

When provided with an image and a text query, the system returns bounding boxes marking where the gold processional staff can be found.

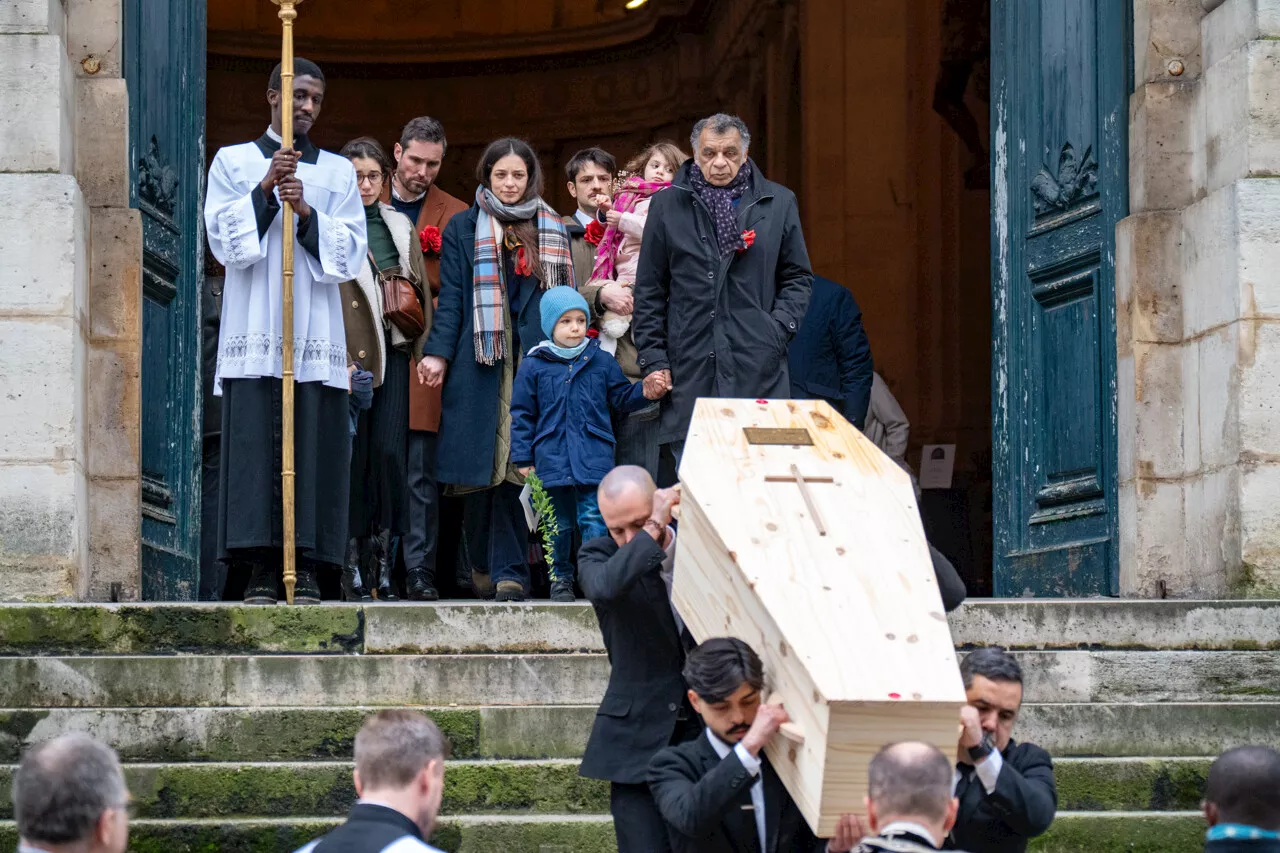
[270,0,303,604]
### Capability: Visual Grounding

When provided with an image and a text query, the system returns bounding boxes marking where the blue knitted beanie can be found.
[540,286,591,339]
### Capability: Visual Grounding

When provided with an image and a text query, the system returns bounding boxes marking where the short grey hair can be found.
[14,734,127,845]
[354,710,449,791]
[690,113,751,152]
[867,742,954,823]
[959,647,1023,689]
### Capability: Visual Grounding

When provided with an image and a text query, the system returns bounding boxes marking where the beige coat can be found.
[339,203,429,387]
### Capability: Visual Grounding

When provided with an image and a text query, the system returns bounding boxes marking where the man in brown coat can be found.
[383,116,469,600]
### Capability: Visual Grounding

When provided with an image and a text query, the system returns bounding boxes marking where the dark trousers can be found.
[610,781,674,853]
[462,483,529,589]
[656,439,685,488]
[198,435,225,601]
[403,430,440,575]
[614,403,660,481]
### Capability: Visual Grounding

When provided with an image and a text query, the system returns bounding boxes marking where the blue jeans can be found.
[546,485,605,586]
[463,483,529,589]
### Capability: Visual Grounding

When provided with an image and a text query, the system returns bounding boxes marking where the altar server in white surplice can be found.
[204,58,367,604]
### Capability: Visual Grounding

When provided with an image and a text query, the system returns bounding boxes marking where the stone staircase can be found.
[0,600,1276,853]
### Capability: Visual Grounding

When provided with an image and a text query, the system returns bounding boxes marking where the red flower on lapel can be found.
[586,327,599,339]
[514,245,532,277]
[737,229,756,253]
[419,225,442,256]
[584,219,606,246]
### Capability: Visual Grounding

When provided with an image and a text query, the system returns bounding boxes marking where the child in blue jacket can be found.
[512,287,659,601]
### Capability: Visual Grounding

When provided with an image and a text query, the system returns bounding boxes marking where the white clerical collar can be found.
[573,208,592,227]
[265,126,282,143]
[392,178,426,204]
[879,821,940,849]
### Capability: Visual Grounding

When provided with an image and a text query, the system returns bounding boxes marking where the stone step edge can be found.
[1,700,1274,710]
[0,812,1209,826]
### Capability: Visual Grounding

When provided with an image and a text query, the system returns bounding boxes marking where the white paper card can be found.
[919,444,956,490]
[519,482,538,532]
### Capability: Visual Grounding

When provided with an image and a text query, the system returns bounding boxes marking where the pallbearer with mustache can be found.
[648,638,861,853]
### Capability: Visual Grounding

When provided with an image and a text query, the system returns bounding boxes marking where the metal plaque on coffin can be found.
[672,398,965,836]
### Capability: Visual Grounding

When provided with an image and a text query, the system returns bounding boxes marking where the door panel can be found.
[125,0,206,599]
[991,0,1128,596]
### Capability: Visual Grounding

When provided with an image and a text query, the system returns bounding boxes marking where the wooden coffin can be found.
[672,398,964,836]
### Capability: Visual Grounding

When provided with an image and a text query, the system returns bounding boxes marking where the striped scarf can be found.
[471,185,574,365]
[589,176,669,282]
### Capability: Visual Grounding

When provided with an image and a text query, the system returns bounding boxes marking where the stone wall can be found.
[0,0,140,601]
[1119,0,1280,596]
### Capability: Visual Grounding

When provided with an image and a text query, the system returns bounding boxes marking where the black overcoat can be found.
[422,205,549,488]
[632,160,814,444]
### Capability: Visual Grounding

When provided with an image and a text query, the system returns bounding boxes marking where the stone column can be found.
[0,0,139,601]
[1118,0,1280,596]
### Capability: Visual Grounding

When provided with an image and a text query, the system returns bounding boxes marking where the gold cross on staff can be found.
[765,464,836,536]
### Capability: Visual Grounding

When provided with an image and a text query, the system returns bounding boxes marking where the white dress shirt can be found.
[879,820,942,848]
[706,728,767,853]
[573,208,593,228]
[952,749,1004,796]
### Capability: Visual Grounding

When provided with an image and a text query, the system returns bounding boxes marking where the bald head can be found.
[598,466,657,547]
[1205,745,1280,830]
[866,741,958,841]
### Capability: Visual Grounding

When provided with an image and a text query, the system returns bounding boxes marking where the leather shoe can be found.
[407,568,439,601]
[495,580,525,602]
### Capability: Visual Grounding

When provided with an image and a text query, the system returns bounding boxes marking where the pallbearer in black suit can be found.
[852,742,963,853]
[578,465,700,853]
[648,638,860,853]
[947,649,1056,853]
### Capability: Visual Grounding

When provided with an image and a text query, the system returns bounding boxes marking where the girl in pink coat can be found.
[588,142,689,355]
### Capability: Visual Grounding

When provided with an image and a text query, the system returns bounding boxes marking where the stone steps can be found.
[0,812,1209,853]
[0,649,1276,706]
[0,757,1215,819]
[2,600,1277,655]
[2,702,1275,762]
[0,601,1275,853]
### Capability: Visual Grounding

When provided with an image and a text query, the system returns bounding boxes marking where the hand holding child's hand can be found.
[518,466,534,478]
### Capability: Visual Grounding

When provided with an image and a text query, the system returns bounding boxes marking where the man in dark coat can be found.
[578,466,700,853]
[633,113,813,481]
[1202,745,1280,853]
[787,275,874,430]
[648,638,858,853]
[947,648,1056,853]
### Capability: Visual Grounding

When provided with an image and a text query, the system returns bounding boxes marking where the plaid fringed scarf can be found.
[589,176,670,282]
[472,185,574,365]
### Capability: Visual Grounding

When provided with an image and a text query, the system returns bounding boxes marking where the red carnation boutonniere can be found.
[514,245,532,277]
[419,225,442,256]
[584,219,606,246]
[737,229,756,254]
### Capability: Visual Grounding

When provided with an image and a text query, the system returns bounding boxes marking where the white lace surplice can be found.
[205,142,367,394]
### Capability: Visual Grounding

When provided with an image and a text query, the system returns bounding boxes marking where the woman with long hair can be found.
[339,137,430,601]
[417,138,575,602]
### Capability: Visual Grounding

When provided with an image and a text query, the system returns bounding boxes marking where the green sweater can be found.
[365,203,399,272]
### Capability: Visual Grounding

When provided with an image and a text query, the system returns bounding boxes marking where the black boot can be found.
[242,559,277,605]
[294,562,321,605]
[407,567,438,601]
[374,529,398,601]
[341,538,371,602]
[550,579,576,603]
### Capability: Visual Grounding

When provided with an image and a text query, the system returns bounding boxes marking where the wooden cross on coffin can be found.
[743,425,836,536]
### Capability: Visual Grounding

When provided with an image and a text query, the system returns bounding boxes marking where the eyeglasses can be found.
[355,172,384,186]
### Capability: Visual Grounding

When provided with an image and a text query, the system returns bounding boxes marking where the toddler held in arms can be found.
[586,142,689,354]
[511,288,665,601]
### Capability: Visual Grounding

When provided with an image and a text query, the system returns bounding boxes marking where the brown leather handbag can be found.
[368,250,425,339]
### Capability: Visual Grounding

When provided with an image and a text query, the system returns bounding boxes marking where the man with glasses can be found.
[13,734,131,853]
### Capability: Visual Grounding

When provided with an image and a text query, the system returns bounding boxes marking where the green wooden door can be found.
[125,0,206,599]
[991,0,1129,596]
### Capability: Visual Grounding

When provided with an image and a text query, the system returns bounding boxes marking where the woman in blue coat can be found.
[510,288,655,601]
[417,138,576,601]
